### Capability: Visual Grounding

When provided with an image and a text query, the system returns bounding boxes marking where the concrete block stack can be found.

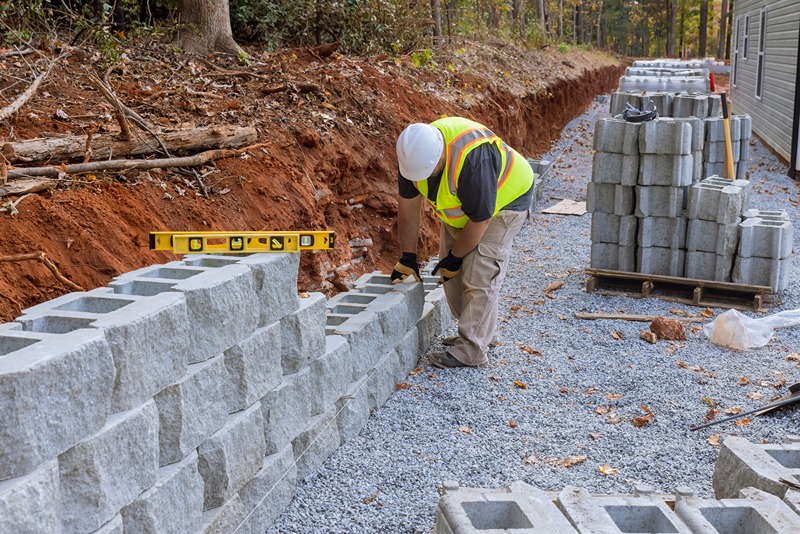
[0,252,453,533]
[733,209,794,291]
[703,115,752,180]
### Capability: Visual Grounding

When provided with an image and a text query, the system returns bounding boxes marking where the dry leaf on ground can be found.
[409,368,423,376]
[596,406,610,415]
[788,353,800,362]
[544,281,564,298]
[747,392,765,400]
[701,308,715,318]
[701,408,719,424]
[458,425,472,434]
[707,435,721,447]
[549,455,586,469]
[735,418,752,427]
[599,464,618,476]
[509,420,518,428]
[520,346,542,356]
[738,376,750,386]
[611,330,625,340]
[724,407,743,415]
[589,432,602,440]
[670,309,690,317]
[606,392,623,400]
[640,330,658,343]
[513,380,527,389]
[395,382,411,390]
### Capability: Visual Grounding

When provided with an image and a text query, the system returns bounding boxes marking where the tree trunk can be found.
[596,0,603,48]
[538,0,545,32]
[725,0,735,60]
[717,0,728,59]
[430,0,442,46]
[699,0,708,57]
[667,0,677,56]
[558,0,563,40]
[175,0,242,56]
[3,126,257,165]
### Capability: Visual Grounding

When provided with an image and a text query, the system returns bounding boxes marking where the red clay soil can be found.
[0,38,622,322]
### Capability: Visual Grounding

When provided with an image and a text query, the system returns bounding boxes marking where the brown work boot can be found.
[429,351,484,369]
[441,335,501,348]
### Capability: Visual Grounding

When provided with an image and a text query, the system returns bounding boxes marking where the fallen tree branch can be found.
[8,148,245,178]
[0,47,34,58]
[0,179,56,198]
[260,82,323,95]
[85,70,132,141]
[0,56,60,122]
[0,252,84,291]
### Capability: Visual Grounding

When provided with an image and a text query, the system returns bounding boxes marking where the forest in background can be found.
[1,0,734,61]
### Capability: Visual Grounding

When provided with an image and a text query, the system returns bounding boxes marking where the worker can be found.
[391,118,534,369]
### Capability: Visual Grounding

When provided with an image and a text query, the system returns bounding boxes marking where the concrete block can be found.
[155,356,230,466]
[686,219,740,255]
[635,185,684,218]
[557,486,692,533]
[703,176,751,210]
[704,140,741,163]
[648,92,674,117]
[224,322,282,413]
[198,402,266,510]
[738,217,793,259]
[733,256,792,292]
[638,216,687,249]
[707,94,721,117]
[279,292,326,374]
[59,400,160,533]
[673,94,709,119]
[121,451,204,534]
[591,213,638,246]
[743,208,790,222]
[675,116,705,151]
[292,409,341,481]
[185,253,301,327]
[705,116,742,142]
[638,247,686,277]
[238,445,296,533]
[785,489,800,516]
[261,368,312,454]
[590,243,636,272]
[713,436,800,500]
[692,151,704,182]
[639,154,693,186]
[17,292,189,413]
[436,481,576,533]
[639,118,692,155]
[396,327,421,376]
[335,376,371,444]
[684,251,734,282]
[112,263,260,364]
[331,310,385,380]
[366,347,404,410]
[0,329,114,480]
[95,515,124,534]
[0,460,60,533]
[610,92,642,116]
[593,118,626,153]
[676,487,800,533]
[418,292,453,355]
[198,494,247,534]
[309,335,353,416]
[687,182,745,224]
[586,183,635,215]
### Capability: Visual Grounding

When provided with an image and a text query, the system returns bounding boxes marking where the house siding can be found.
[731,0,799,162]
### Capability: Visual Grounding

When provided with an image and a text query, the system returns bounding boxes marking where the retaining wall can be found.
[0,253,451,533]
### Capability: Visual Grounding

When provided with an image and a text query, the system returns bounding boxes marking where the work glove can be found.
[432,250,463,285]
[391,252,421,284]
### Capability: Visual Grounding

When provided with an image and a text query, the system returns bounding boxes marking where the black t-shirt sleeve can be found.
[457,143,500,222]
[398,169,421,199]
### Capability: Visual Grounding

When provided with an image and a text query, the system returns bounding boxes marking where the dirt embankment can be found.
[0,41,622,322]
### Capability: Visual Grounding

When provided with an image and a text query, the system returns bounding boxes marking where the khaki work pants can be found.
[439,210,528,366]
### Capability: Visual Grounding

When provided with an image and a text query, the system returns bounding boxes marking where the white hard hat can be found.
[396,123,444,181]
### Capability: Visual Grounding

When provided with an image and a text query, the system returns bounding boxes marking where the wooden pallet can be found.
[585,268,773,312]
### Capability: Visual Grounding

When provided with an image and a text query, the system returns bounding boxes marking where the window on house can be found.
[733,16,741,86]
[756,8,767,99]
[743,14,750,59]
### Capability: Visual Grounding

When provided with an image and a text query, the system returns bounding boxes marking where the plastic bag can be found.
[703,308,800,351]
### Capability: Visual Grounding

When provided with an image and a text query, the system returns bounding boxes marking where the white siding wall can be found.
[731,0,799,161]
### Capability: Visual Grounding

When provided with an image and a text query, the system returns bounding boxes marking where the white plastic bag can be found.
[703,308,800,351]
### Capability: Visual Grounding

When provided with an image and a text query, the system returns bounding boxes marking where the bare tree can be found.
[538,0,546,32]
[667,0,677,56]
[175,0,243,56]
[699,0,708,57]
[717,0,728,59]
[431,0,442,46]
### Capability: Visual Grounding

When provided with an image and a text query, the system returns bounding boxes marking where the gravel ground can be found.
[267,100,800,533]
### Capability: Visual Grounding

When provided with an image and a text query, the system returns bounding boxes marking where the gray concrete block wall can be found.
[0,253,452,533]
[712,436,800,500]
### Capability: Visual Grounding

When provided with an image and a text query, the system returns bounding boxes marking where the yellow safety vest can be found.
[414,117,534,228]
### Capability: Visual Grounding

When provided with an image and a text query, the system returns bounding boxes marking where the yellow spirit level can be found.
[149,231,335,254]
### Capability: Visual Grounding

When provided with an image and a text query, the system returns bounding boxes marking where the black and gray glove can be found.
[432,250,463,285]
[391,252,421,284]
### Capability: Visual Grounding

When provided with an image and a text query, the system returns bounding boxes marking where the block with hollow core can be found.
[436,481,576,533]
[635,185,684,218]
[686,219,740,255]
[675,116,705,151]
[638,216,687,249]
[637,247,686,277]
[676,487,800,533]
[684,251,734,282]
[609,92,642,116]
[687,182,745,224]
[738,217,794,260]
[639,154,693,186]
[673,94,709,119]
[557,486,692,533]
[705,116,742,142]
[704,140,741,163]
[742,208,790,222]
[639,118,693,155]
[702,176,751,210]
[591,213,638,246]
[590,243,636,272]
[712,436,800,500]
[733,255,792,292]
